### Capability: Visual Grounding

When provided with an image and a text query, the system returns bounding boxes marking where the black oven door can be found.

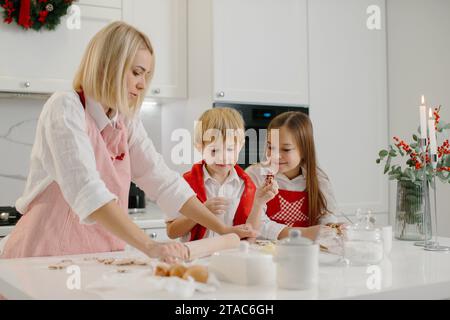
[213,103,308,169]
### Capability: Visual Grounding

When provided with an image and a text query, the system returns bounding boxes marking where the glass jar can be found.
[343,211,383,265]
[395,180,431,241]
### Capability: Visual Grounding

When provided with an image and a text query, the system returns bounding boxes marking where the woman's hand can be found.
[255,180,279,205]
[204,197,230,215]
[225,223,259,239]
[145,241,189,264]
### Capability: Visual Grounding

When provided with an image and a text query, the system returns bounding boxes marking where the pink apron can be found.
[1,92,131,258]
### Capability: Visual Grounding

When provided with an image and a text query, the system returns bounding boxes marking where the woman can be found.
[0,21,255,260]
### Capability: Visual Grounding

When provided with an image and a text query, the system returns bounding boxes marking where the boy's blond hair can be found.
[194,108,245,148]
[73,21,154,118]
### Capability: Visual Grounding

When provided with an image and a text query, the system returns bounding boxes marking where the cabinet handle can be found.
[149,232,157,239]
[151,88,161,95]
[24,81,31,88]
[216,91,225,98]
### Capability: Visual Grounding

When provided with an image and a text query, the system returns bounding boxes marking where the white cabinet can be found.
[143,227,169,242]
[212,0,309,105]
[308,0,388,214]
[0,3,121,94]
[123,0,187,99]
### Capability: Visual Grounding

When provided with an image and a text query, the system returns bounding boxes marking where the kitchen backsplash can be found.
[0,97,162,206]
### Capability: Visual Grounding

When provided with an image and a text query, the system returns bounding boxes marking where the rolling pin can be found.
[185,233,240,260]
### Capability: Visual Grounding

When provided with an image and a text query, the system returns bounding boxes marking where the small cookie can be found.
[97,258,115,265]
[113,258,135,266]
[116,269,129,273]
[133,259,149,266]
[48,259,73,270]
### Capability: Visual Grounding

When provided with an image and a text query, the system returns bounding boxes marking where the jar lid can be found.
[344,210,382,241]
[278,229,313,247]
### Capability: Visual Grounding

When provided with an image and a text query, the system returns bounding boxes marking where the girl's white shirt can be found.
[15,90,194,224]
[246,164,338,240]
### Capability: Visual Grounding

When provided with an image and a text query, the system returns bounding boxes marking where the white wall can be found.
[387,0,450,236]
[161,0,214,174]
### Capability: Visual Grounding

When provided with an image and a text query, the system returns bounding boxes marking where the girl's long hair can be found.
[268,111,329,224]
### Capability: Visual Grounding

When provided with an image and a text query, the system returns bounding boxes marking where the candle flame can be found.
[421,95,425,105]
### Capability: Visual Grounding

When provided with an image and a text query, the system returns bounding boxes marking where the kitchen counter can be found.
[1,237,450,300]
[0,202,166,238]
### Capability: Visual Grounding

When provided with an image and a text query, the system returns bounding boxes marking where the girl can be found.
[0,22,253,260]
[166,108,257,241]
[246,111,338,240]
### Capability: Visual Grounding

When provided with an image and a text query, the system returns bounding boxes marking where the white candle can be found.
[419,95,427,139]
[428,108,437,156]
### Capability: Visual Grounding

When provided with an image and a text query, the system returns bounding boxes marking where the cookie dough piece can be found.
[154,265,170,277]
[169,264,187,278]
[182,265,208,283]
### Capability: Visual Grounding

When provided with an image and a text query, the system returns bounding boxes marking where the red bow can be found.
[18,0,32,29]
[2,0,15,24]
[38,10,48,23]
[110,153,126,161]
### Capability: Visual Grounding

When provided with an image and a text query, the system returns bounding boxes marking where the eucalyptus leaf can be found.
[379,150,388,157]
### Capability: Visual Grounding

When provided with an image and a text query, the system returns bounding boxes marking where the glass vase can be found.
[395,180,432,241]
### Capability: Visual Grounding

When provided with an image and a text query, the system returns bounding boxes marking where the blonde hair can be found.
[73,21,154,117]
[194,108,245,148]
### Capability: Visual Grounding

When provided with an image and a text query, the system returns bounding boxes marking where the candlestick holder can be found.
[413,138,435,247]
[424,159,450,252]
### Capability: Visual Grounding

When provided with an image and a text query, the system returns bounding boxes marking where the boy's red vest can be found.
[183,161,256,241]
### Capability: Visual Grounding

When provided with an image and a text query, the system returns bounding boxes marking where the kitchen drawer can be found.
[144,228,169,242]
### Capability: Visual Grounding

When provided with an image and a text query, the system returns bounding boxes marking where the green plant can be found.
[377,106,449,240]
[376,106,450,186]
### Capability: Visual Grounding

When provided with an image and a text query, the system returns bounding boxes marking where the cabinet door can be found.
[0,5,121,94]
[123,0,187,99]
[212,0,309,105]
[144,228,170,242]
[308,0,388,214]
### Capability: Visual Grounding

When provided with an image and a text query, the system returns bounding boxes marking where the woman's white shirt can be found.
[245,164,338,240]
[15,91,194,224]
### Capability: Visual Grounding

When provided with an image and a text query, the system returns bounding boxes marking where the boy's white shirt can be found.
[166,164,245,242]
[245,164,338,240]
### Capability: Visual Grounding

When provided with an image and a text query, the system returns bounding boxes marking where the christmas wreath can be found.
[0,0,74,31]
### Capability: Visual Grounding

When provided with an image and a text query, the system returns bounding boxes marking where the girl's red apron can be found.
[1,92,131,258]
[266,189,310,227]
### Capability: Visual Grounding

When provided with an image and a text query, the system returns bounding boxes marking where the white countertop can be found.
[1,237,450,300]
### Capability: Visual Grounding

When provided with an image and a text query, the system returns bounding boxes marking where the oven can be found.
[213,103,308,169]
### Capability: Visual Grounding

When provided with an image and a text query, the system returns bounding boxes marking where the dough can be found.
[182,265,208,283]
[169,264,187,278]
